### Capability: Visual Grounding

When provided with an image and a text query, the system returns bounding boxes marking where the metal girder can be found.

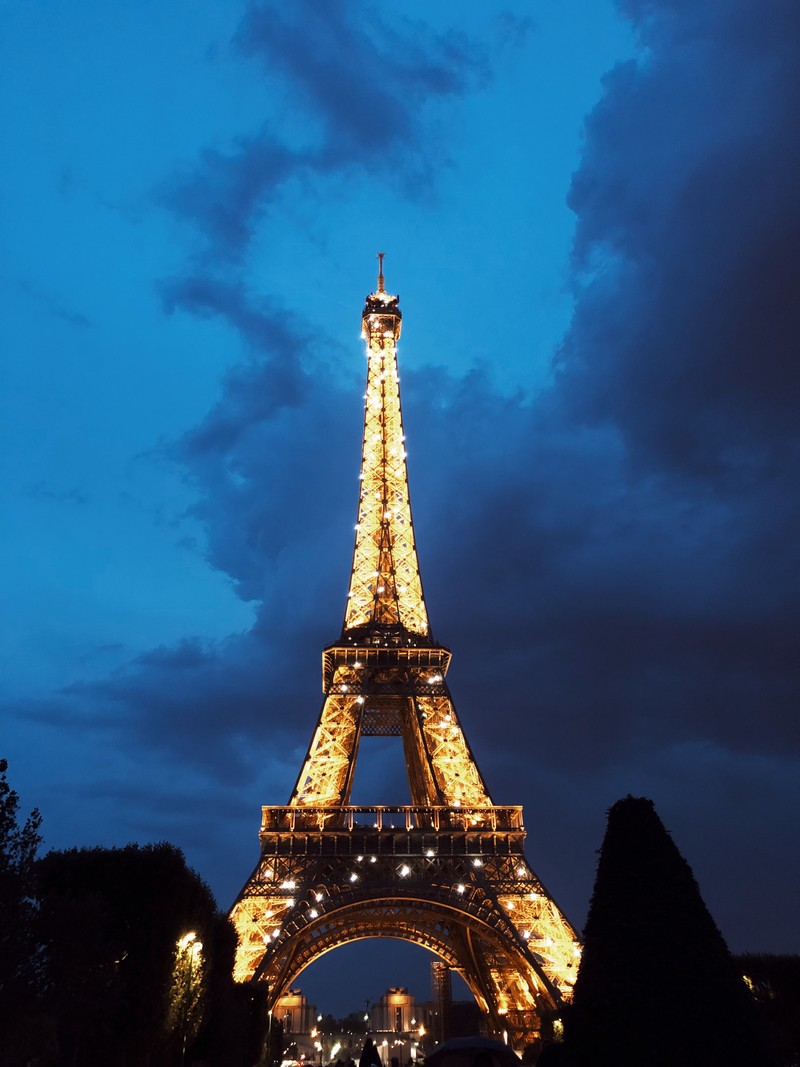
[232,864,563,1037]
[343,278,428,637]
[230,264,581,1052]
[230,806,581,1047]
[414,693,492,808]
[290,684,363,807]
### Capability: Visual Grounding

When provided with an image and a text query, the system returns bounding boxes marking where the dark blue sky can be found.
[3,0,799,1017]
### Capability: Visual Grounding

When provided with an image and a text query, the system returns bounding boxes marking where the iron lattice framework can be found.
[230,257,580,1048]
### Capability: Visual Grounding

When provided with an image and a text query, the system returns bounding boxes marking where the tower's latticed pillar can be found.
[230,256,581,1049]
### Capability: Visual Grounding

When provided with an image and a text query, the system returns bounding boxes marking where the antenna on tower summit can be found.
[377,251,385,293]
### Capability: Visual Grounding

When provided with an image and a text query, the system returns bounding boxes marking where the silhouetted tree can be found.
[738,954,800,1065]
[191,919,272,1067]
[562,795,771,1066]
[0,758,50,1066]
[339,1012,369,1034]
[36,841,223,1065]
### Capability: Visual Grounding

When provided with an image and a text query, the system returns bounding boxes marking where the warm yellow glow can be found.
[343,283,428,637]
[497,892,582,996]
[290,681,361,806]
[416,694,492,808]
[167,931,205,1042]
[228,264,582,1050]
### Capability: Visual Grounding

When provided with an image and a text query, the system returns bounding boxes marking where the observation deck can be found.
[259,804,527,859]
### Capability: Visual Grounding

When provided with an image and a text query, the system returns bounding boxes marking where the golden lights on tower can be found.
[345,253,428,638]
[228,256,581,1049]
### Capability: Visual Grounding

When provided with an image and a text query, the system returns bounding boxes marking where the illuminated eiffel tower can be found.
[230,256,580,1048]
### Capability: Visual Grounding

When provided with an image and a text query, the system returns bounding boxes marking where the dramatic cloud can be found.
[162,0,489,262]
[558,0,800,478]
[6,0,798,988]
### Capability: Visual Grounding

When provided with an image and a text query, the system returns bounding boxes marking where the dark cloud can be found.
[160,138,305,262]
[159,275,314,454]
[17,0,798,958]
[557,0,800,480]
[171,345,355,601]
[161,0,488,261]
[57,624,291,785]
[487,0,800,794]
[235,2,485,150]
[134,637,214,671]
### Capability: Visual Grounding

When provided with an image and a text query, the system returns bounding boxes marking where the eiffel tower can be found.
[230,256,581,1048]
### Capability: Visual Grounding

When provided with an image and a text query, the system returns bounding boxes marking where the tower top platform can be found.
[362,252,402,345]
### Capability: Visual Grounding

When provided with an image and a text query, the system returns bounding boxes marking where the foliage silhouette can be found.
[562,795,771,1066]
[738,953,800,1066]
[0,758,48,1066]
[36,841,222,1065]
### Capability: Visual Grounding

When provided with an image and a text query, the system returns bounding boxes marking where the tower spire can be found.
[343,256,429,642]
